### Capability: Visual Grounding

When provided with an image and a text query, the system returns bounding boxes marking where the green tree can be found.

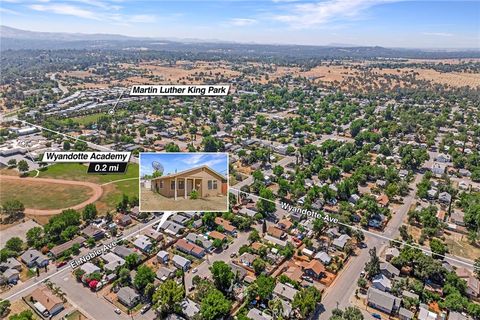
[134,265,155,292]
[249,229,260,243]
[200,289,232,320]
[365,247,380,279]
[82,204,97,221]
[292,286,322,319]
[429,238,447,258]
[63,141,71,150]
[257,187,276,215]
[17,160,29,174]
[9,310,34,320]
[330,307,364,320]
[144,283,156,303]
[5,237,23,253]
[26,227,44,248]
[209,261,234,294]
[202,136,223,152]
[7,159,16,167]
[474,258,480,280]
[212,238,223,250]
[165,142,180,152]
[0,300,10,316]
[249,275,275,301]
[153,279,184,315]
[1,200,25,222]
[252,258,266,275]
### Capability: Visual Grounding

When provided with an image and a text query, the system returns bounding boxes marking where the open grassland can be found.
[0,177,93,210]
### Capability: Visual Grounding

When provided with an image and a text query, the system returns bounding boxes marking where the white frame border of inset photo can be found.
[138,152,229,213]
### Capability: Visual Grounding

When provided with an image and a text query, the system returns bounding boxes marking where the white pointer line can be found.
[229,187,478,270]
[3,217,162,301]
[108,89,126,115]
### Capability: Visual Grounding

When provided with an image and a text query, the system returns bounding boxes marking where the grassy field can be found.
[31,162,139,213]
[66,310,89,320]
[0,178,93,210]
[34,163,139,184]
[65,113,107,126]
[444,234,480,261]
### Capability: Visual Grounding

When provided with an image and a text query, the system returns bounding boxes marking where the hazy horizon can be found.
[1,0,479,49]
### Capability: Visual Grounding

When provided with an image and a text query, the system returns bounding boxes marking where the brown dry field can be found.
[4,299,40,319]
[57,59,480,91]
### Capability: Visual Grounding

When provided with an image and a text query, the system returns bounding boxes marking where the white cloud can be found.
[272,0,398,28]
[181,154,205,165]
[229,18,257,27]
[29,3,100,20]
[73,0,121,11]
[422,32,453,37]
[0,7,21,14]
[27,2,155,23]
[129,14,156,23]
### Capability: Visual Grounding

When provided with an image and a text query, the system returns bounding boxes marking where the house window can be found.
[178,180,185,190]
[207,180,218,190]
[170,181,176,190]
[159,181,163,188]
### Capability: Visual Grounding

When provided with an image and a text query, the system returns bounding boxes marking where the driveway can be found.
[0,219,41,247]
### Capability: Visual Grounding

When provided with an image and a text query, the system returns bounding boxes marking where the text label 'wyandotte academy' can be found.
[130,85,230,96]
[42,152,131,163]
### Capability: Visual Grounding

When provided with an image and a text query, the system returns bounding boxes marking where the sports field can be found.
[31,162,139,212]
[0,177,93,210]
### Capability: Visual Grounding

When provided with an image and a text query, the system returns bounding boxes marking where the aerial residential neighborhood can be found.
[0,1,480,320]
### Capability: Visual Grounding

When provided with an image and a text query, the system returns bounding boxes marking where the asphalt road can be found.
[318,173,423,319]
[1,217,161,318]
[184,229,252,294]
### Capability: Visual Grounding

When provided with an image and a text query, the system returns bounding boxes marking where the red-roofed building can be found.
[175,238,205,258]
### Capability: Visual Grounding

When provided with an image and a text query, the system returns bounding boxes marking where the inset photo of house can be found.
[140,152,228,212]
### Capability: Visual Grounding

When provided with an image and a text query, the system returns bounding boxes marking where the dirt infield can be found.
[1,175,103,215]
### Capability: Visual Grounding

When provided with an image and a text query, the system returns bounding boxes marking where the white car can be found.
[192,268,198,274]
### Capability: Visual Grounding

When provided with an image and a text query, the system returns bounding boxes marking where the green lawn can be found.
[101,178,139,210]
[64,113,108,126]
[0,178,93,210]
[31,163,139,213]
[66,310,89,320]
[34,162,139,184]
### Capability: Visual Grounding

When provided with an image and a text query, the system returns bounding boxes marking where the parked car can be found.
[140,304,151,314]
[372,313,382,319]
[114,308,121,315]
[192,268,198,274]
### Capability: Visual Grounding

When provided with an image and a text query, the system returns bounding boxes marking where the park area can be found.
[0,162,139,220]
[0,176,94,210]
[32,162,139,213]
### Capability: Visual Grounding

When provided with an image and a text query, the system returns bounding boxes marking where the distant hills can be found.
[0,25,139,41]
[1,26,479,59]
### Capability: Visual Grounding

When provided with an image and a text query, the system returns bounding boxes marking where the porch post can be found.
[184,178,187,199]
[174,177,177,200]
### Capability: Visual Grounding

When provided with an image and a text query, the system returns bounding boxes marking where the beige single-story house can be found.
[151,165,227,200]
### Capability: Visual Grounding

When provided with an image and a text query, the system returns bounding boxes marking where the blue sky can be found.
[1,0,479,48]
[140,153,228,178]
